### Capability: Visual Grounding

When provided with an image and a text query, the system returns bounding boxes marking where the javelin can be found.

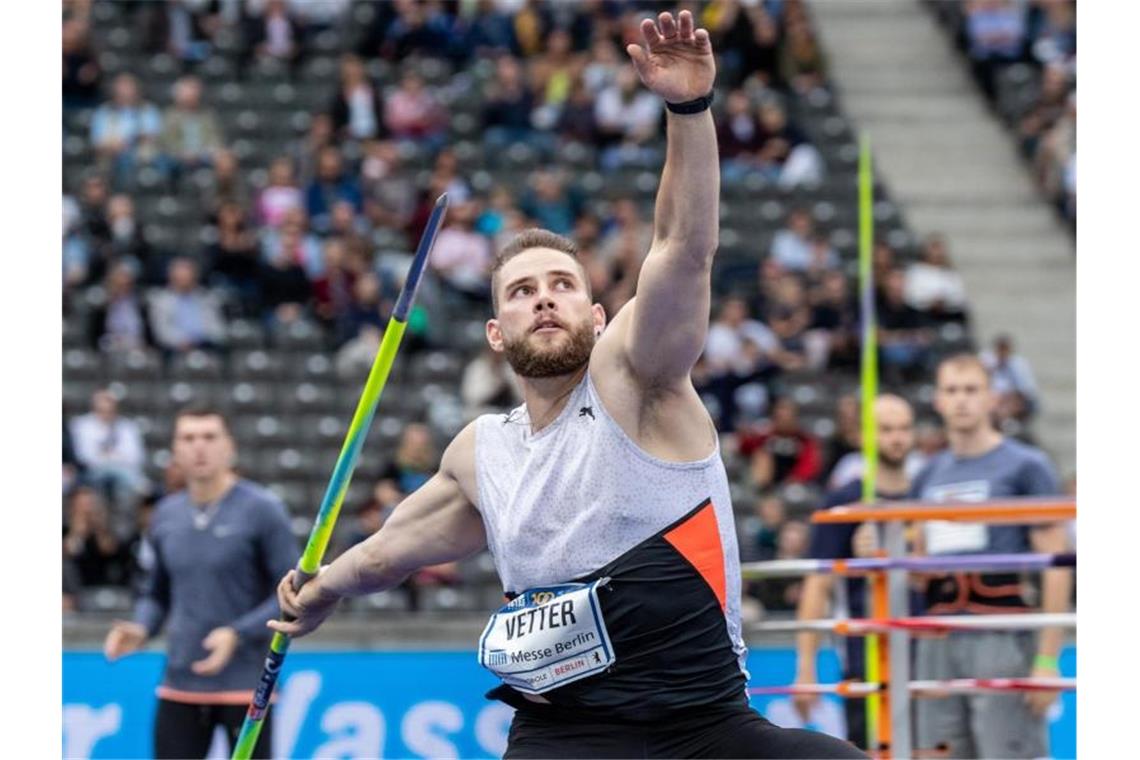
[750,612,1076,636]
[231,194,449,759]
[748,677,1075,698]
[740,552,1076,579]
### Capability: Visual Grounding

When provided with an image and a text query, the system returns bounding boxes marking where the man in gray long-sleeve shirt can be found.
[104,406,298,759]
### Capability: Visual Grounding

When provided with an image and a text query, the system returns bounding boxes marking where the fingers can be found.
[695,28,711,48]
[277,570,301,618]
[657,11,677,40]
[626,43,648,70]
[678,10,695,41]
[267,618,305,637]
[640,17,662,47]
[191,649,226,676]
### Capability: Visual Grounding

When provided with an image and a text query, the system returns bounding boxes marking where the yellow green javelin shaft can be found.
[857,135,881,747]
[232,194,449,760]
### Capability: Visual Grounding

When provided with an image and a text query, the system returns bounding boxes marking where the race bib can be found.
[478,578,615,695]
[925,521,988,555]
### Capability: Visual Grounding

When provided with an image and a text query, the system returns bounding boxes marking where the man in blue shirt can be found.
[794,394,917,751]
[911,353,1070,759]
[103,406,298,759]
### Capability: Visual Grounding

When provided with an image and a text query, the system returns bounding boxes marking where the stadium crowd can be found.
[927,0,1076,225]
[63,0,1048,620]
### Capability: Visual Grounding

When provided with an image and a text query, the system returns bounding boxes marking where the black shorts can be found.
[503,702,868,759]
[153,699,272,759]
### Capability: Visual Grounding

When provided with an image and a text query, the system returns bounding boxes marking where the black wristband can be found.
[665,90,714,114]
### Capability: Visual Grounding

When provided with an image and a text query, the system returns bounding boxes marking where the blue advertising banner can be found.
[62,647,1075,759]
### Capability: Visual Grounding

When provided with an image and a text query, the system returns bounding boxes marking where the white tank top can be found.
[473,370,747,675]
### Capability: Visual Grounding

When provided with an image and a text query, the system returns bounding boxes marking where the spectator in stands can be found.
[90,262,151,352]
[963,0,1028,101]
[759,520,811,612]
[482,54,541,152]
[258,232,312,332]
[429,148,473,204]
[326,199,371,253]
[64,486,126,588]
[90,73,161,189]
[148,257,227,355]
[205,201,261,314]
[768,296,826,372]
[980,334,1040,425]
[1035,90,1075,220]
[70,388,148,512]
[159,75,224,184]
[695,295,779,430]
[384,70,448,151]
[381,0,455,60]
[63,195,92,292]
[598,199,652,279]
[304,146,364,234]
[822,395,862,489]
[430,200,493,304]
[257,156,304,229]
[335,272,393,376]
[752,98,825,188]
[529,28,583,131]
[809,270,858,370]
[312,238,358,335]
[780,9,830,96]
[904,233,970,325]
[290,112,336,184]
[748,493,789,562]
[361,139,417,233]
[461,345,521,419]
[877,267,935,383]
[717,89,762,176]
[123,494,158,598]
[1026,0,1076,68]
[103,193,158,284]
[62,16,101,111]
[142,0,219,64]
[201,149,252,216]
[380,422,438,497]
[518,168,582,236]
[770,208,817,272]
[329,53,386,142]
[244,0,304,76]
[594,66,663,170]
[739,397,823,489]
[582,36,624,95]
[336,486,394,556]
[451,0,516,60]
[262,207,324,280]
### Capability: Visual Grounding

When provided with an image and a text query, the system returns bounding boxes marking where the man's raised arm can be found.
[268,424,486,638]
[618,10,719,386]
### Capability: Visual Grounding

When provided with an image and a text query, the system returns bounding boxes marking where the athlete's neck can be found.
[519,365,589,434]
[187,471,238,507]
[947,426,1004,459]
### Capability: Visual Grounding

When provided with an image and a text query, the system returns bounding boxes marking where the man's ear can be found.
[592,303,607,337]
[486,318,504,351]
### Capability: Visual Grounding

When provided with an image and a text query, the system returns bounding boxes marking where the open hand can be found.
[1024,662,1061,717]
[625,10,716,105]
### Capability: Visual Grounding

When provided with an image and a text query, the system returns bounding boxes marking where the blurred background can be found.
[60,0,1076,757]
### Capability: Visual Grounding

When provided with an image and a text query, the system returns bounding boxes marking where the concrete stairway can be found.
[810,0,1076,474]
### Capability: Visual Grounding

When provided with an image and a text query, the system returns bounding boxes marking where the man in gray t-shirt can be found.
[104,407,297,759]
[912,354,1071,759]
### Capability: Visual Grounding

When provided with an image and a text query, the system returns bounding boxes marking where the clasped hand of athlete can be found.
[268,567,338,638]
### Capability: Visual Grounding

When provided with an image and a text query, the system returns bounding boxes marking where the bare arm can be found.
[1030,523,1072,659]
[792,573,833,718]
[604,11,719,388]
[270,425,485,637]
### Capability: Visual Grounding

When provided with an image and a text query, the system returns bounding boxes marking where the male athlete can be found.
[911,354,1070,759]
[104,407,297,758]
[271,11,865,758]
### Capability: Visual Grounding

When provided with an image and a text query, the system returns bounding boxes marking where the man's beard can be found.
[879,451,908,470]
[502,319,595,378]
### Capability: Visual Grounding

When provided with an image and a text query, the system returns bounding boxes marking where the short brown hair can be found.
[174,404,232,435]
[935,352,991,387]
[490,228,590,312]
